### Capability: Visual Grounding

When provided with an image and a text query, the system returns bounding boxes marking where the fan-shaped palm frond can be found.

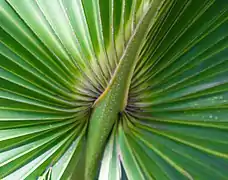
[0,0,228,179]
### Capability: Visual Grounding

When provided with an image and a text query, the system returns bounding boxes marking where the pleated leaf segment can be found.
[0,0,228,180]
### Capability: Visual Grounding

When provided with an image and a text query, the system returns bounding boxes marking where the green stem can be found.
[85,1,165,179]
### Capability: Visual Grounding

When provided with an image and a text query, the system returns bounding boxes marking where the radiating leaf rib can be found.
[0,4,78,91]
[7,0,79,76]
[134,129,228,180]
[131,1,228,91]
[1,0,228,179]
[3,131,75,180]
[118,123,145,180]
[99,124,121,180]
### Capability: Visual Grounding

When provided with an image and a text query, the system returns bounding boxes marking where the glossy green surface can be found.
[0,0,228,179]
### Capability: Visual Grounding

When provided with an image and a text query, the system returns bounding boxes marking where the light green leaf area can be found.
[0,0,228,179]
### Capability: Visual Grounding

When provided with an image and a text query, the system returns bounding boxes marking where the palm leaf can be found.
[0,0,228,179]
